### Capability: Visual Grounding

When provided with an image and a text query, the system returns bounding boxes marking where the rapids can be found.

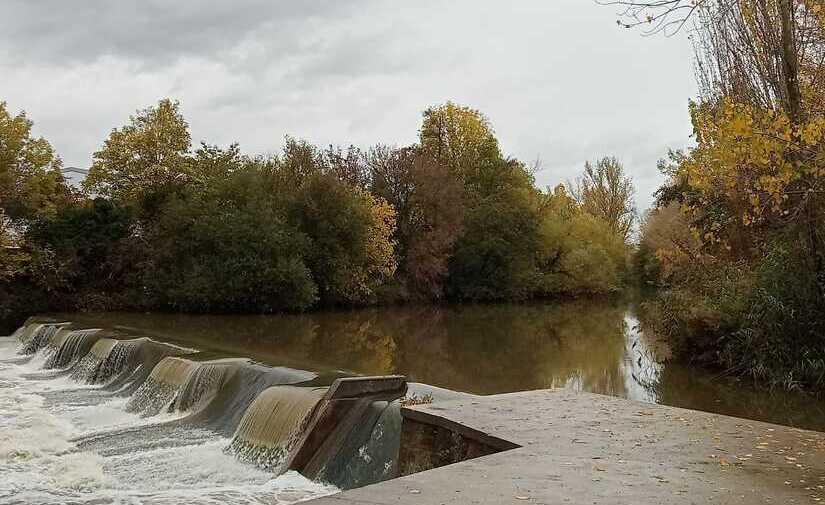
[0,319,427,505]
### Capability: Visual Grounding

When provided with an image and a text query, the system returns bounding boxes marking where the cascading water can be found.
[126,356,198,416]
[20,322,69,355]
[70,338,122,383]
[1,318,426,504]
[229,385,327,471]
[44,328,101,369]
[173,358,242,413]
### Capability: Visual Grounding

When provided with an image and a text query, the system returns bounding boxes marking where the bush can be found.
[145,169,318,312]
[645,242,825,392]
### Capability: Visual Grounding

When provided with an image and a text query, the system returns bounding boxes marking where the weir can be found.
[44,328,101,368]
[70,337,131,383]
[126,356,198,416]
[184,360,318,434]
[7,320,416,494]
[230,385,329,470]
[19,322,70,355]
[173,358,244,412]
[307,390,825,505]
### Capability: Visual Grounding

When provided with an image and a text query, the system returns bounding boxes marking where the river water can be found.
[2,299,824,504]
[59,299,825,430]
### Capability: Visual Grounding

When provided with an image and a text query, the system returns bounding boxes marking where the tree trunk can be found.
[779,0,803,123]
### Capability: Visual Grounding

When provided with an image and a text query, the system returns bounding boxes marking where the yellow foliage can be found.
[677,98,825,243]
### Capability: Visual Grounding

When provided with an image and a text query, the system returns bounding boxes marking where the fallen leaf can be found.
[515,495,530,500]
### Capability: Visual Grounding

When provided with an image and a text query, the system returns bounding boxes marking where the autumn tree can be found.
[85,99,192,205]
[636,202,701,284]
[607,1,824,281]
[610,0,825,389]
[367,145,464,299]
[570,157,636,242]
[420,102,502,186]
[0,101,71,221]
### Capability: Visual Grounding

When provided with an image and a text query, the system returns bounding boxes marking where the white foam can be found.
[0,391,75,461]
[0,335,338,505]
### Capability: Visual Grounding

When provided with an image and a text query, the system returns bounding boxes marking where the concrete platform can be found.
[306,389,825,504]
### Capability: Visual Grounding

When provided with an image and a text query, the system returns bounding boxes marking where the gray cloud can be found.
[1,0,698,210]
[2,1,361,65]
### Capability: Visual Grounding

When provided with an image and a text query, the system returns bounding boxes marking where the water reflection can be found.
[57,299,825,432]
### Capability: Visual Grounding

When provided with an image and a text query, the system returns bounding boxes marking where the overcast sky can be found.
[1,0,697,210]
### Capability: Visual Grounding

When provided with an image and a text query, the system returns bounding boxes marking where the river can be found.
[2,299,824,504]
[58,299,825,430]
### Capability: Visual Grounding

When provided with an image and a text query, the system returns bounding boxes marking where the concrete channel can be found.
[307,388,825,504]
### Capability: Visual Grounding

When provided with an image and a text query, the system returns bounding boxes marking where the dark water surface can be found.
[54,299,825,432]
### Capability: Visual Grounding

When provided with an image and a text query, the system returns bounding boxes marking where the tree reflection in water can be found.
[63,299,825,431]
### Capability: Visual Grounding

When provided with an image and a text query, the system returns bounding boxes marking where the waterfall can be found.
[173,359,240,413]
[126,357,197,416]
[70,338,141,384]
[228,385,327,471]
[44,328,101,369]
[183,362,317,435]
[4,317,414,496]
[13,321,43,343]
[20,323,69,355]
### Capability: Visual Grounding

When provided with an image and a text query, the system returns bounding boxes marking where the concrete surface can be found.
[306,388,825,504]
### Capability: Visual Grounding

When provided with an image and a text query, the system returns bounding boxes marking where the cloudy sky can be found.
[2,0,697,210]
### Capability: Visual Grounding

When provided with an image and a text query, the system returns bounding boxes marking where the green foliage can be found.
[571,157,636,242]
[26,198,136,301]
[538,186,628,295]
[644,241,825,392]
[291,171,396,305]
[1,96,633,328]
[145,168,317,312]
[448,177,542,300]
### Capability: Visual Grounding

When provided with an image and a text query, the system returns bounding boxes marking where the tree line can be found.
[627,0,825,393]
[0,99,635,330]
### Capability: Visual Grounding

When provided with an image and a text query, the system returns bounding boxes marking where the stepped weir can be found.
[7,317,825,505]
[8,318,413,493]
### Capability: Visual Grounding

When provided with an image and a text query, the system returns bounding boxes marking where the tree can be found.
[271,139,399,305]
[608,0,825,390]
[0,101,71,221]
[637,202,701,284]
[293,171,397,305]
[85,99,192,205]
[570,157,636,242]
[25,198,137,307]
[144,167,318,312]
[537,185,628,295]
[447,159,543,301]
[402,151,465,299]
[419,102,502,185]
[604,1,809,121]
[367,145,464,299]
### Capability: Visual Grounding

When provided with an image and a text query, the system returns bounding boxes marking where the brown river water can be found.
[55,298,825,432]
